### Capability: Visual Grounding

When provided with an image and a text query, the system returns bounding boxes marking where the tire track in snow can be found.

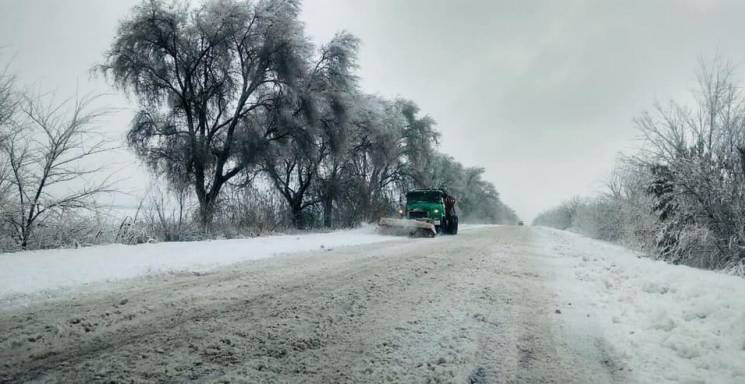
[1,227,620,383]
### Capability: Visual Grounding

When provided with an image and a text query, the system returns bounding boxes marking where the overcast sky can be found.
[1,0,744,220]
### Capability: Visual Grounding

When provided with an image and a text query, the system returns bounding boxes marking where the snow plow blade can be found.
[377,217,436,237]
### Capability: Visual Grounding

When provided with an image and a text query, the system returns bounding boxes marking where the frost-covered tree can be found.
[534,59,745,273]
[398,100,439,187]
[0,64,14,132]
[102,0,310,228]
[419,154,517,224]
[342,96,409,222]
[263,32,359,229]
[0,63,17,235]
[635,59,745,269]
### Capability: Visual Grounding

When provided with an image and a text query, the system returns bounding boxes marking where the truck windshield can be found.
[406,191,442,203]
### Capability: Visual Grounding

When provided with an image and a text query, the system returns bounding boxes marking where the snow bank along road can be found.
[0,227,396,301]
[1,226,744,383]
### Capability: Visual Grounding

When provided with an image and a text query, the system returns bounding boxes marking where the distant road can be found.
[0,227,627,383]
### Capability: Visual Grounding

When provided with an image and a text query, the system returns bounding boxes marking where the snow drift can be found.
[538,227,745,384]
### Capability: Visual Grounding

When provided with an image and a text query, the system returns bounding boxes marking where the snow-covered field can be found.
[537,227,745,384]
[0,226,396,304]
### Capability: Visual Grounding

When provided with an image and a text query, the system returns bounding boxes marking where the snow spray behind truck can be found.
[378,188,459,237]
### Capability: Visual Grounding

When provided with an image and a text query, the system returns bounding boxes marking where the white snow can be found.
[537,227,745,384]
[6,223,740,382]
[0,226,396,304]
[0,223,492,306]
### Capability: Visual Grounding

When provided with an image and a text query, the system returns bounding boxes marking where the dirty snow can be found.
[537,227,745,384]
[2,224,742,383]
[0,226,395,303]
[0,225,612,383]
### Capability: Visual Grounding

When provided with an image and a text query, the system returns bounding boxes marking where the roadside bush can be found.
[534,60,745,275]
[532,197,580,230]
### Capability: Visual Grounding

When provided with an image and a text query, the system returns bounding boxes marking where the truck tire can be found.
[442,218,451,234]
[450,215,458,235]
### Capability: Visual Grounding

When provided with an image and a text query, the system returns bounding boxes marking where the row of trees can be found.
[0,0,516,251]
[533,60,745,275]
[101,0,517,231]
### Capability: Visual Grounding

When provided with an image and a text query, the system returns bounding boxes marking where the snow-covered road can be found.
[1,226,743,383]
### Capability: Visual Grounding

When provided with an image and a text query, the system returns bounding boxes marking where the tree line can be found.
[533,59,745,275]
[0,0,516,251]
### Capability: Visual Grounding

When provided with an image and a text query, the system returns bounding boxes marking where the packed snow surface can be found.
[2,225,743,383]
[0,226,397,302]
[537,227,745,384]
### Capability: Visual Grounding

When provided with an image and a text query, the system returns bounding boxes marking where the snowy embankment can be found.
[537,227,745,384]
[0,226,397,305]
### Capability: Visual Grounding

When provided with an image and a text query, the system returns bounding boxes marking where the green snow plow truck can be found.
[378,188,459,237]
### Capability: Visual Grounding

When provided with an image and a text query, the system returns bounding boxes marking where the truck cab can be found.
[404,189,458,234]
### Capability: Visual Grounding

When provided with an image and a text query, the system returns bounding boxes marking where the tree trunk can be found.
[196,187,218,232]
[322,196,333,228]
[20,230,29,250]
[291,201,305,229]
[195,173,227,232]
[198,201,215,231]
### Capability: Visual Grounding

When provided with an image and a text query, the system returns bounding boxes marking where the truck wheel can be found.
[450,216,458,235]
[442,218,451,235]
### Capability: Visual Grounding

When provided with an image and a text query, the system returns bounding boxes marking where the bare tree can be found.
[263,137,324,229]
[0,63,15,132]
[2,95,113,249]
[0,63,17,221]
[101,0,310,229]
[144,181,192,241]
